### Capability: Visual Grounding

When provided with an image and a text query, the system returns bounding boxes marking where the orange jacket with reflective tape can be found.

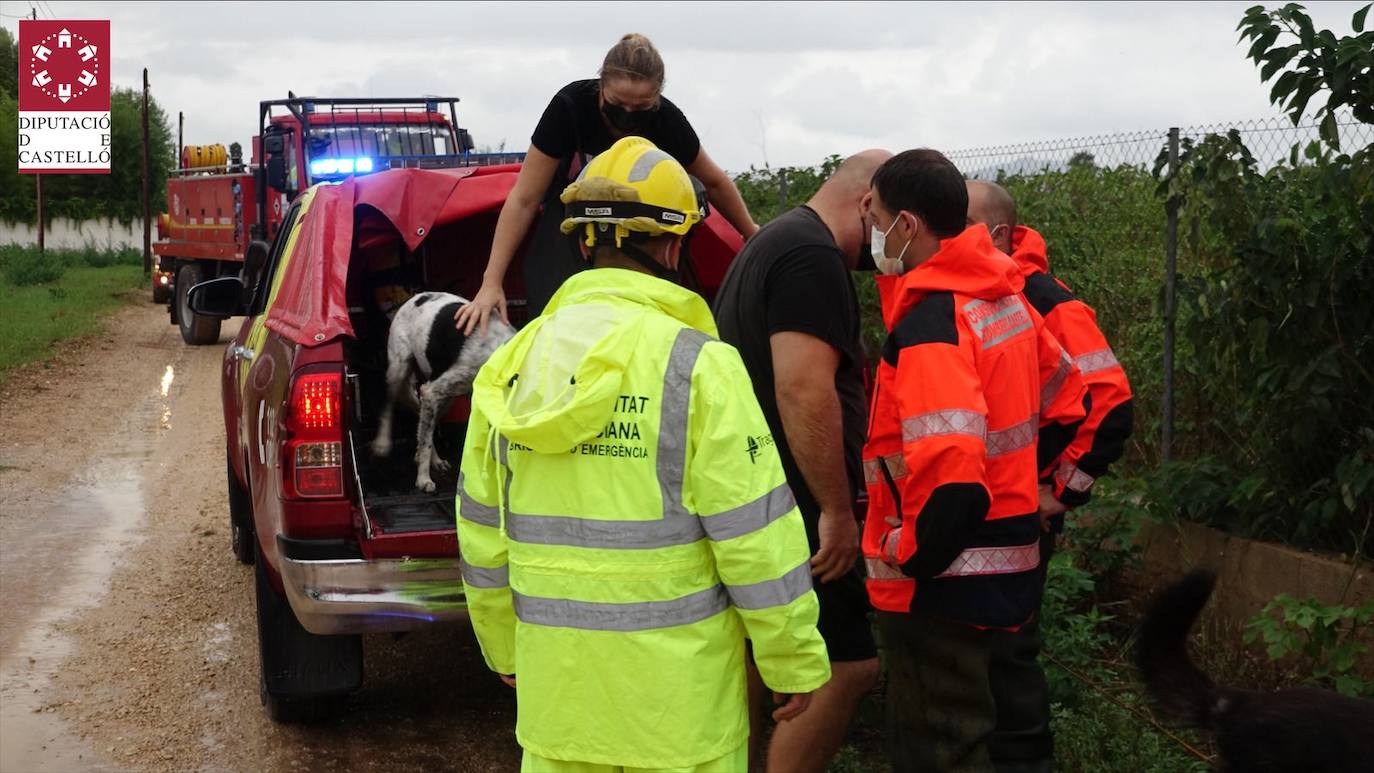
[862,226,1087,628]
[1011,226,1134,506]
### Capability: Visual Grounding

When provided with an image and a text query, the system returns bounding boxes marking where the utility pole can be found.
[142,68,151,274]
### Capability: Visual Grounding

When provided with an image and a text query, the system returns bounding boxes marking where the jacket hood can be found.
[1008,225,1050,276]
[879,225,1025,329]
[472,268,718,454]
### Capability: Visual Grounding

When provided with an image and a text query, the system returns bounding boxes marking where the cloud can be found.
[5,0,1366,173]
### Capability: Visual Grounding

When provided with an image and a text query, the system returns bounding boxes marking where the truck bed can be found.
[346,320,464,537]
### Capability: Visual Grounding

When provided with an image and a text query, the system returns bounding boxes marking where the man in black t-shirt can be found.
[715,150,891,773]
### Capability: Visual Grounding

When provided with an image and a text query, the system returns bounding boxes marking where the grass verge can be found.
[0,245,147,381]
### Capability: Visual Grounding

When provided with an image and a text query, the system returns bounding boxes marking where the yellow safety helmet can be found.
[560,136,703,249]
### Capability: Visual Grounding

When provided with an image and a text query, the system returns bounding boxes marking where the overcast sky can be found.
[4,1,1365,171]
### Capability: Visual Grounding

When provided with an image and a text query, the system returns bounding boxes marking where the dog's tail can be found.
[1135,569,1222,727]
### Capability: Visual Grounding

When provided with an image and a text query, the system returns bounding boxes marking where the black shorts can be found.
[813,560,878,662]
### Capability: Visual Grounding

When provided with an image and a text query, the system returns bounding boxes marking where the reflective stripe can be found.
[1041,351,1073,412]
[987,415,1037,457]
[658,328,710,518]
[865,557,911,582]
[512,585,729,632]
[499,327,711,550]
[1075,348,1121,375]
[964,296,1034,348]
[883,527,903,563]
[936,540,1040,578]
[725,560,813,610]
[902,410,987,444]
[506,511,704,549]
[700,484,796,541]
[457,475,500,528]
[628,148,675,182]
[461,560,509,589]
[1057,462,1096,493]
[863,453,909,485]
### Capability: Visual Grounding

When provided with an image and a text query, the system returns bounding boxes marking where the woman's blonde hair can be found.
[600,33,665,90]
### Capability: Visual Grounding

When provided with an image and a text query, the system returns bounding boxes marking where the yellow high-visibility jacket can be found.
[456,268,830,769]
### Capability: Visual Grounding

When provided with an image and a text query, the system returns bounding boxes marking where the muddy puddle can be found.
[0,354,177,772]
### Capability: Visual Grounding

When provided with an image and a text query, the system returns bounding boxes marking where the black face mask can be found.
[602,101,657,134]
[855,216,876,272]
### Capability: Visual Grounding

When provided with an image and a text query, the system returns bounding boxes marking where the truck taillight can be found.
[286,372,344,498]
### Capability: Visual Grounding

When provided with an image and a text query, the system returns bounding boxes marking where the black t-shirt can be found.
[714,207,868,548]
[530,80,702,169]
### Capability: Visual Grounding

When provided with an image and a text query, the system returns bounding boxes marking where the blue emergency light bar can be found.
[310,157,375,177]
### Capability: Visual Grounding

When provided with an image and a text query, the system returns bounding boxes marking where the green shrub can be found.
[0,245,65,285]
[1244,593,1374,698]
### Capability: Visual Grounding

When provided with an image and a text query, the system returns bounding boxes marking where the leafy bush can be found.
[1148,3,1374,557]
[0,244,142,286]
[1244,593,1374,697]
[1,245,65,285]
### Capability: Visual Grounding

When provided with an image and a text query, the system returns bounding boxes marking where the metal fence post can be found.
[1162,127,1180,464]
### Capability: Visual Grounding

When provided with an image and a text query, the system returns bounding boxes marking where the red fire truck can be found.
[154,95,522,344]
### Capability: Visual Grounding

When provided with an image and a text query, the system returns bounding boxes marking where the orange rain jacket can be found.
[1011,226,1134,507]
[862,226,1087,628]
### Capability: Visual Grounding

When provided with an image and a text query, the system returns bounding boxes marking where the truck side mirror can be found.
[240,240,272,305]
[264,133,290,192]
[188,276,249,319]
[266,156,289,193]
[458,129,475,153]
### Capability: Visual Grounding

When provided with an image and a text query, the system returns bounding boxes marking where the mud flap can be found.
[254,546,362,701]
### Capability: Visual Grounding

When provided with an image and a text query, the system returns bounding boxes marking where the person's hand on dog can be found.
[811,508,859,583]
[772,691,813,722]
[455,283,509,336]
[1037,483,1067,532]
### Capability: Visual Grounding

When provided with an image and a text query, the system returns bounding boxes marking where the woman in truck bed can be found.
[454,32,758,333]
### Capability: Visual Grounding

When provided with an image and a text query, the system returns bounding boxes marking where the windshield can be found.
[306,123,455,160]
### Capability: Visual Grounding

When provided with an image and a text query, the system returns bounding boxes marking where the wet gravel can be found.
[0,301,520,772]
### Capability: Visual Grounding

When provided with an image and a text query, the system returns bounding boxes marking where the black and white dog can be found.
[370,292,513,493]
[1136,570,1374,771]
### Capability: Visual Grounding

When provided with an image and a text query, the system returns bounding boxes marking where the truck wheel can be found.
[254,542,362,723]
[176,263,223,345]
[227,454,254,566]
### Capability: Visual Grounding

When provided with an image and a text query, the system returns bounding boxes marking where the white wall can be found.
[0,218,144,251]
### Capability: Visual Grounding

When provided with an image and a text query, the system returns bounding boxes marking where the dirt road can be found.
[0,300,520,772]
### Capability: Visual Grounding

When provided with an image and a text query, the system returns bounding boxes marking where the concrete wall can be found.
[1,218,142,251]
[1130,519,1371,648]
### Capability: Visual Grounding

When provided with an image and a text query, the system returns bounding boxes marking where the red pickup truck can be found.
[188,164,743,721]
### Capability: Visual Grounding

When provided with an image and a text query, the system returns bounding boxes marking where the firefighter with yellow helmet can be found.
[456,135,831,772]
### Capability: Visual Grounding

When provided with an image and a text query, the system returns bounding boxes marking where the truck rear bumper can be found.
[276,536,467,635]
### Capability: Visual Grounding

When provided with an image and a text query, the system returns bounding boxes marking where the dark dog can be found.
[370,292,513,492]
[1136,569,1374,771]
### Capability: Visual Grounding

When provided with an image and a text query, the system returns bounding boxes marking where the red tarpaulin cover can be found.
[265,164,743,347]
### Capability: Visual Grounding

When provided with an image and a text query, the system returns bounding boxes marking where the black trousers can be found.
[878,611,998,773]
[987,529,1057,772]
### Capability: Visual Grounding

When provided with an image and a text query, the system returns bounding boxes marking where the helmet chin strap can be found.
[589,237,678,282]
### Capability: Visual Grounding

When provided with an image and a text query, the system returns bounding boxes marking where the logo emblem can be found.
[26,27,101,106]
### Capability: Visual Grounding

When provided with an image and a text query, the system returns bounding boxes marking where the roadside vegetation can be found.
[0,245,146,380]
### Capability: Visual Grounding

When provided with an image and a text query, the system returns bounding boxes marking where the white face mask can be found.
[872,212,913,276]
